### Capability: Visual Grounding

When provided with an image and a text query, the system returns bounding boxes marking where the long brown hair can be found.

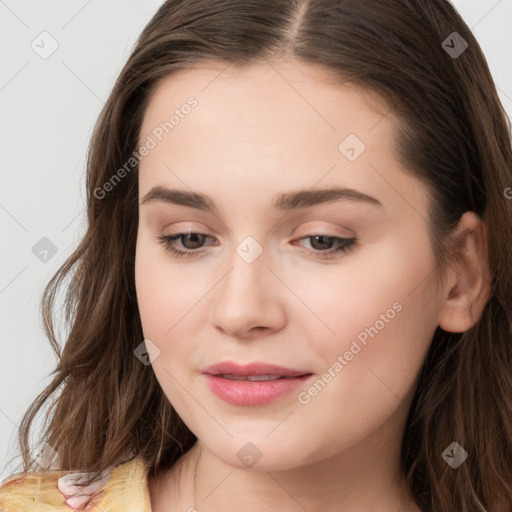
[7,1,512,510]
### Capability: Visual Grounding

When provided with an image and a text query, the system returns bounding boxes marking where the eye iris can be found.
[182,233,206,249]
[310,235,334,251]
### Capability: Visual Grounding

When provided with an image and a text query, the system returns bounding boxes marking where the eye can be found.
[157,232,215,258]
[156,232,357,260]
[293,234,357,259]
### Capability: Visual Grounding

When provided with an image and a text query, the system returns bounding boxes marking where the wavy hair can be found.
[7,1,512,510]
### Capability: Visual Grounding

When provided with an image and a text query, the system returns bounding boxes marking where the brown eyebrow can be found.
[140,186,383,213]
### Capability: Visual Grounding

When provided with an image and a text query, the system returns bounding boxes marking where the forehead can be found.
[140,58,390,134]
[136,58,429,221]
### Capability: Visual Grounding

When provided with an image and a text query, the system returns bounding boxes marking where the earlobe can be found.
[437,212,491,333]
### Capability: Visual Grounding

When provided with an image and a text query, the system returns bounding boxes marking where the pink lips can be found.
[202,361,314,406]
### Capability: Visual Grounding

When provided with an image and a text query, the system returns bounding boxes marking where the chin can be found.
[202,437,313,472]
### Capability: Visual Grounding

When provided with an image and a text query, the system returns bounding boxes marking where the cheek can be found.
[134,235,222,390]
[291,237,438,438]
[135,243,169,337]
[134,240,202,409]
[135,234,202,338]
[286,232,436,346]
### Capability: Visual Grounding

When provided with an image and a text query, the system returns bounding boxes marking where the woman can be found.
[1,0,511,510]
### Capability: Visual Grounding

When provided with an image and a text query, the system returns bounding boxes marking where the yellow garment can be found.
[0,454,152,511]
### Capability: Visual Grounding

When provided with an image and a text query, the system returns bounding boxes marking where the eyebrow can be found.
[140,185,383,213]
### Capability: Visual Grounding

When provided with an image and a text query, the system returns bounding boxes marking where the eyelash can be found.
[156,232,357,260]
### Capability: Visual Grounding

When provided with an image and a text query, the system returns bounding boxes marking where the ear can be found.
[438,211,492,333]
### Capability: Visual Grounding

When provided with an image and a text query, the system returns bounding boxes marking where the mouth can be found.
[214,374,312,381]
[202,361,312,379]
[201,362,314,406]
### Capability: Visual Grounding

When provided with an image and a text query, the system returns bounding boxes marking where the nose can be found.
[208,245,287,340]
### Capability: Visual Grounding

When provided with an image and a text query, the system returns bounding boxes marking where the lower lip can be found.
[203,374,314,406]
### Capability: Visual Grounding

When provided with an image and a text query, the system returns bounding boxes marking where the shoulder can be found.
[0,453,152,511]
[0,468,77,511]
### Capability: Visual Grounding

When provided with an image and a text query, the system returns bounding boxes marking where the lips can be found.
[219,374,285,381]
[202,361,314,405]
[202,361,312,379]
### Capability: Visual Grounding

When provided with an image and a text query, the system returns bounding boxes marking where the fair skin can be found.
[134,57,490,511]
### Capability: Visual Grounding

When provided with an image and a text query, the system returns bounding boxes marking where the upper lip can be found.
[202,361,312,378]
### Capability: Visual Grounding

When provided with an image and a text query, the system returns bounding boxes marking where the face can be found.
[135,57,444,471]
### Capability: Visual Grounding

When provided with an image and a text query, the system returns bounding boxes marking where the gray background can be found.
[1,0,511,480]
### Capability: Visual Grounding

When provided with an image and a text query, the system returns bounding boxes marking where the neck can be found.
[182,415,420,512]
[150,400,421,512]
[190,445,417,512]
